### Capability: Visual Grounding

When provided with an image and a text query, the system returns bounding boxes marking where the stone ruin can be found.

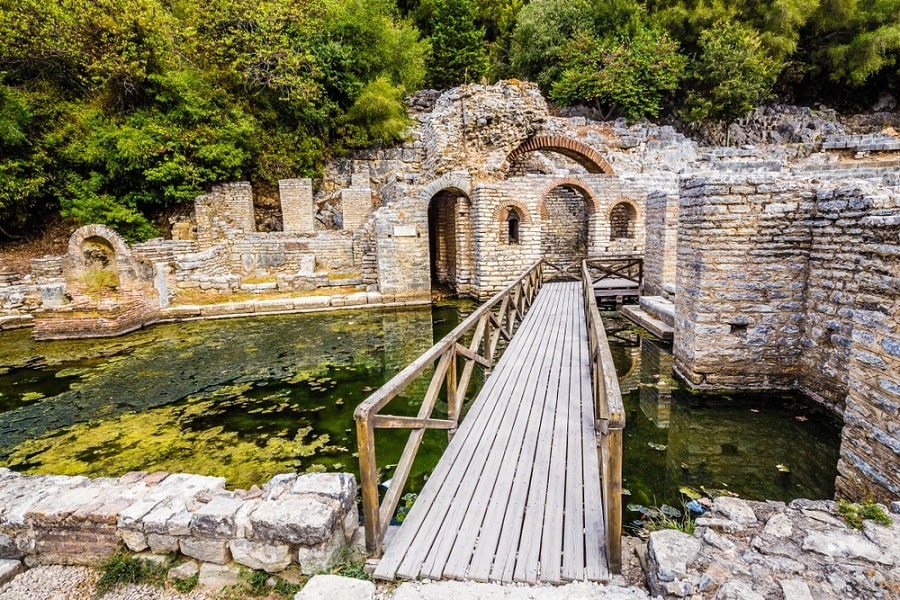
[0,80,898,504]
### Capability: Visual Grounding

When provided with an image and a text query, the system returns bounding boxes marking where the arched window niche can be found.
[609,201,637,240]
[496,204,529,246]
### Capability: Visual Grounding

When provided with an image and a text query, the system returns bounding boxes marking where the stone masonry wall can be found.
[674,174,900,501]
[0,469,357,575]
[279,178,315,234]
[836,212,900,501]
[194,183,256,249]
[643,190,679,297]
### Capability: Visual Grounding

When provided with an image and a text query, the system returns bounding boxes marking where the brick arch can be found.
[492,200,533,224]
[507,136,614,175]
[605,197,642,220]
[538,178,600,220]
[421,174,472,202]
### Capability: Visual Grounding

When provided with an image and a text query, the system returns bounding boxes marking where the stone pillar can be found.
[280,179,315,234]
[342,173,373,230]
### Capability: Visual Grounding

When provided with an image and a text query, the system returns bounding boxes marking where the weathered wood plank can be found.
[376,282,610,585]
[442,285,569,580]
[386,286,557,580]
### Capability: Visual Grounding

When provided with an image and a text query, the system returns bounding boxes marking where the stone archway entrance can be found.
[427,189,473,294]
[541,184,595,266]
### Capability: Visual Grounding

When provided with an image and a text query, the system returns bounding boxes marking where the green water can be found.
[0,303,842,515]
[605,312,843,527]
[0,302,476,490]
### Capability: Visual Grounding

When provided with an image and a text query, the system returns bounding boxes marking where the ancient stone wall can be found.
[836,212,900,501]
[643,190,679,297]
[194,183,256,248]
[0,469,357,575]
[673,174,899,501]
[279,179,315,234]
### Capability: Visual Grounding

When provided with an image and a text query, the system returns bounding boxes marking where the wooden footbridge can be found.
[354,259,627,585]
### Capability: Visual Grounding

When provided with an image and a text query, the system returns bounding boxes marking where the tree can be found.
[426,0,488,88]
[551,26,686,120]
[682,21,782,126]
[508,0,595,90]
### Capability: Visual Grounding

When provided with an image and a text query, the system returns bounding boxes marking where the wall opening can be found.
[610,202,637,240]
[427,189,472,294]
[541,185,591,265]
[507,211,520,245]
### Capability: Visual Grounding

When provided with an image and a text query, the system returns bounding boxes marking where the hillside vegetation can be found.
[1,0,897,241]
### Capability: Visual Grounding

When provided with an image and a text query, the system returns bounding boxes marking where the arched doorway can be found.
[428,189,473,294]
[540,183,595,266]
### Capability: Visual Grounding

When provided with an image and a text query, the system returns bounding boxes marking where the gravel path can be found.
[0,565,218,600]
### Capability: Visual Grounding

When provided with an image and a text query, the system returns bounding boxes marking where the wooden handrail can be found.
[581,260,625,573]
[354,260,544,555]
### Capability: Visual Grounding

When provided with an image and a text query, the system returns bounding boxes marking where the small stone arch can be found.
[420,174,472,203]
[507,136,615,175]
[67,224,133,271]
[537,179,600,220]
[492,200,533,224]
[607,199,640,240]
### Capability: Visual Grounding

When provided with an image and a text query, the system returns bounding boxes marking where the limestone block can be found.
[294,574,375,600]
[250,497,337,546]
[167,559,200,581]
[291,473,356,513]
[293,296,331,310]
[802,530,892,564]
[191,496,244,538]
[712,497,758,525]
[295,532,343,575]
[198,561,243,590]
[762,513,793,538]
[0,559,23,586]
[714,581,765,600]
[117,473,225,529]
[120,529,149,552]
[229,539,292,573]
[779,579,813,600]
[180,537,231,565]
[648,529,702,583]
[147,533,180,554]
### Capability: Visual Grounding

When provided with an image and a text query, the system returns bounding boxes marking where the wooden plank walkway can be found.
[374,281,608,585]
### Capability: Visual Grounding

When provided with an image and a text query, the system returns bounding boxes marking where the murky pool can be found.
[0,303,842,516]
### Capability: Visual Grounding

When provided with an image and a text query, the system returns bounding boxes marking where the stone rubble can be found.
[646,496,900,599]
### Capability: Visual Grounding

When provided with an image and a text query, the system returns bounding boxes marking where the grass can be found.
[836,499,893,529]
[95,552,170,596]
[171,573,199,593]
[321,546,371,581]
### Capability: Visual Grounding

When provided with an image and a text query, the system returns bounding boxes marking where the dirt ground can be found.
[0,218,73,274]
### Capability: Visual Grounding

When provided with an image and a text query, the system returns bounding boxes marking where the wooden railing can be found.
[354,260,545,555]
[582,260,626,573]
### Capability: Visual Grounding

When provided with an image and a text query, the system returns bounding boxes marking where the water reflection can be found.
[606,312,842,513]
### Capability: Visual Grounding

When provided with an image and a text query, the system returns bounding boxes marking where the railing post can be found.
[356,417,382,555]
[607,426,623,573]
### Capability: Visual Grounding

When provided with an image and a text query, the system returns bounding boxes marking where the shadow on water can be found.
[604,311,843,527]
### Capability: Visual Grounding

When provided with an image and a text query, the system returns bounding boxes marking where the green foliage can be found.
[836,499,893,529]
[344,78,412,147]
[0,0,429,238]
[320,546,372,581]
[509,0,595,90]
[426,0,489,88]
[682,21,782,125]
[95,551,169,596]
[551,26,686,120]
[171,573,199,594]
